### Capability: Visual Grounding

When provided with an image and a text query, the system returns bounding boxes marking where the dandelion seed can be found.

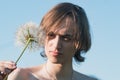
[15,21,42,51]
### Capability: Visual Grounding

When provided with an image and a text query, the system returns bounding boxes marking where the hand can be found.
[0,61,16,80]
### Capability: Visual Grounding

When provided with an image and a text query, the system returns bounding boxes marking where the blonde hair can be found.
[38,2,91,62]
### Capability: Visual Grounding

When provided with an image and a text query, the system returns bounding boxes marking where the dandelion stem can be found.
[3,38,31,80]
[15,38,31,64]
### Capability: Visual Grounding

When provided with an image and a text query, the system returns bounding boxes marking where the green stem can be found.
[15,38,31,64]
[3,38,31,80]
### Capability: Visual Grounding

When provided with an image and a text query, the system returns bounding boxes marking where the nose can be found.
[53,35,62,49]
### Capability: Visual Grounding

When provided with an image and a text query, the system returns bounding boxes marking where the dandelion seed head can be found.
[15,21,43,51]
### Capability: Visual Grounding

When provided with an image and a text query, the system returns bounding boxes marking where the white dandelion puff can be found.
[15,21,42,51]
[15,22,42,63]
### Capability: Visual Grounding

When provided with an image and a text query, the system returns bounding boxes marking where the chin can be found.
[49,57,64,64]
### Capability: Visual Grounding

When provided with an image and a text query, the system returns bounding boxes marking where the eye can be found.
[47,32,56,39]
[62,36,72,42]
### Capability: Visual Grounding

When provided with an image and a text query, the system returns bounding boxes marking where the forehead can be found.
[46,16,77,36]
[54,26,74,35]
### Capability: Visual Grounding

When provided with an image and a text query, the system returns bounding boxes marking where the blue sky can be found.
[0,0,120,80]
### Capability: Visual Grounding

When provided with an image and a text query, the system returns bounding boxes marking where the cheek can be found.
[64,43,76,55]
[45,40,52,49]
[44,39,52,53]
[44,40,48,54]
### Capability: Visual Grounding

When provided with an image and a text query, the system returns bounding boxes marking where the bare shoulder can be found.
[8,68,26,80]
[25,64,44,73]
[8,65,44,80]
[73,70,98,80]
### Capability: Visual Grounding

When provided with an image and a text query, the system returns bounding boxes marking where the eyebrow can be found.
[48,31,73,37]
[60,34,73,38]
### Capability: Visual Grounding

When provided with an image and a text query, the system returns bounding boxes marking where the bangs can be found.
[45,15,78,36]
[40,4,79,35]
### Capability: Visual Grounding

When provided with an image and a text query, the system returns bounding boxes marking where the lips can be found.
[49,51,62,56]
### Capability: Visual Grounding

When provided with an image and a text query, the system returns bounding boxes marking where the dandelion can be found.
[15,22,41,51]
[15,21,42,63]
[3,21,43,80]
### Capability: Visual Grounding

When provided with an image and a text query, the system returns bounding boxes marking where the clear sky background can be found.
[0,0,120,80]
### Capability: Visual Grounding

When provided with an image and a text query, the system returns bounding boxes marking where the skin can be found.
[0,61,16,74]
[45,27,76,64]
[8,26,76,80]
[0,61,16,80]
[0,25,97,80]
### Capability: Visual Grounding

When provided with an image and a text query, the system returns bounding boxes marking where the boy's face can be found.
[44,26,77,64]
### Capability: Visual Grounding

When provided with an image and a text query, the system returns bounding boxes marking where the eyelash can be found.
[61,36,72,41]
[47,32,56,39]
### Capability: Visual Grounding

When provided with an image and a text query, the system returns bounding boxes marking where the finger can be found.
[4,63,16,69]
[0,61,16,67]
[3,61,16,69]
[0,61,16,74]
[0,61,4,67]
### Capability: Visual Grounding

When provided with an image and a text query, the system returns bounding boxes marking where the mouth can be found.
[49,51,62,56]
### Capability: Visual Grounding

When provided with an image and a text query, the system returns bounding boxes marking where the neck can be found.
[44,60,73,80]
